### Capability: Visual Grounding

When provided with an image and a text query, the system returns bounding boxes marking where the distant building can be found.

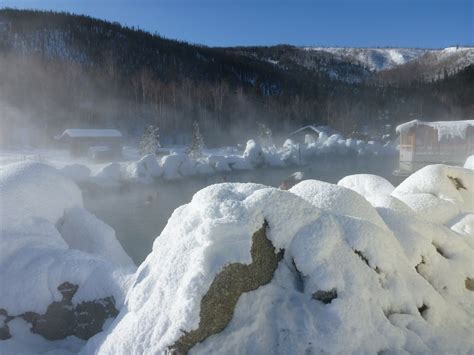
[288,125,322,143]
[288,125,337,144]
[396,120,474,174]
[56,129,123,159]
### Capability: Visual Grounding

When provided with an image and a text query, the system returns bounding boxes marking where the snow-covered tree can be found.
[257,122,273,147]
[186,121,205,158]
[139,125,160,156]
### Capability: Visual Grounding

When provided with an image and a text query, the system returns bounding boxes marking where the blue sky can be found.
[1,0,472,48]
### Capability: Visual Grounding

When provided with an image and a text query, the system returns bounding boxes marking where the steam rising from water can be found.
[84,156,398,263]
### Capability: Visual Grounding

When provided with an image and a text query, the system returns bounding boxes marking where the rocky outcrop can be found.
[1,282,118,341]
[171,222,283,354]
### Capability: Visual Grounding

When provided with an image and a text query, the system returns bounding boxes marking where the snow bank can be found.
[86,169,474,354]
[338,174,395,201]
[0,162,83,230]
[0,162,135,353]
[464,155,474,170]
[392,164,474,224]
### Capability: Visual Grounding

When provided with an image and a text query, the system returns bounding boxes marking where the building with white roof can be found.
[56,129,123,159]
[396,119,474,174]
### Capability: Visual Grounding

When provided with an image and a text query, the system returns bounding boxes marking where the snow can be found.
[58,207,135,268]
[0,162,135,354]
[338,174,395,200]
[305,47,429,71]
[2,160,474,354]
[396,119,474,141]
[0,162,83,230]
[94,162,122,181]
[122,154,163,183]
[161,153,188,180]
[179,158,197,177]
[85,169,474,354]
[242,139,265,168]
[208,155,232,172]
[58,129,122,139]
[392,164,474,223]
[464,155,474,169]
[290,179,388,229]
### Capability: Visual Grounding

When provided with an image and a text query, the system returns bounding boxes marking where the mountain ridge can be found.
[0,8,472,147]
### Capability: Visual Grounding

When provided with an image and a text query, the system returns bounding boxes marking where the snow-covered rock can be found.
[392,164,474,224]
[85,173,474,354]
[338,174,395,201]
[290,179,388,230]
[179,158,197,177]
[0,162,83,230]
[195,162,215,175]
[243,139,265,167]
[161,153,188,180]
[0,162,134,353]
[94,162,122,181]
[464,155,474,170]
[58,207,135,268]
[208,155,232,172]
[123,154,162,183]
[226,155,253,171]
[59,164,91,183]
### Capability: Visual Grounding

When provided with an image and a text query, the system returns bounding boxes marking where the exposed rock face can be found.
[0,309,13,340]
[313,289,338,304]
[1,282,119,341]
[171,222,283,354]
[466,278,474,291]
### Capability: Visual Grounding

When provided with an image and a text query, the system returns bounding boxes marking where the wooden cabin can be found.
[56,129,123,159]
[396,120,474,174]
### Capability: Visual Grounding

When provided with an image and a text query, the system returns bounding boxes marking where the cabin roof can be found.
[289,125,323,136]
[57,129,123,139]
[396,120,474,141]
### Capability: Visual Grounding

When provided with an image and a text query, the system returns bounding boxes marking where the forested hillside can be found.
[0,9,472,147]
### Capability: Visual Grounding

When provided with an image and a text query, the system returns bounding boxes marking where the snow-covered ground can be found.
[1,159,473,354]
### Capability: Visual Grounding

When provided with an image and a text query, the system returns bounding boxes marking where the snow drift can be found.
[86,164,474,354]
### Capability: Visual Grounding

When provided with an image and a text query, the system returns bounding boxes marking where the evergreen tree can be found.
[186,121,205,158]
[257,122,273,147]
[139,125,160,156]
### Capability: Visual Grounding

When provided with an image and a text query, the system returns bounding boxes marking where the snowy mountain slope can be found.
[412,47,474,77]
[306,47,474,76]
[227,45,373,83]
[305,47,431,71]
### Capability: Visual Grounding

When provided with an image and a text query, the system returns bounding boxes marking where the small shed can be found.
[288,125,323,144]
[396,119,474,174]
[56,129,123,158]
